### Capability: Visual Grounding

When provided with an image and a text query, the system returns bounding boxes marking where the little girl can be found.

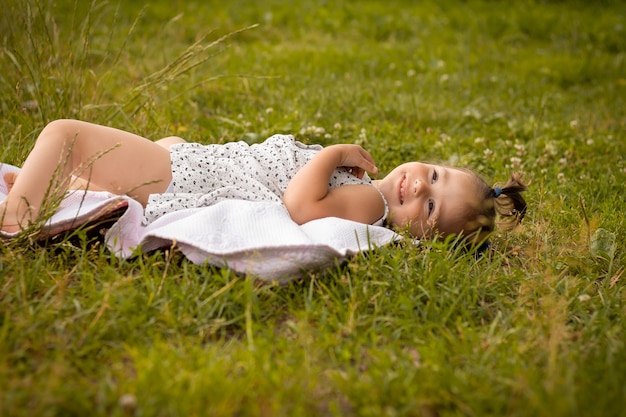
[0,119,527,243]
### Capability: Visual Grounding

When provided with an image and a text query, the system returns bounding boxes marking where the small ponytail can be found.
[492,172,527,230]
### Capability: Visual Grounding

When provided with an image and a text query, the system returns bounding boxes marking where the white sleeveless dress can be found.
[143,134,388,225]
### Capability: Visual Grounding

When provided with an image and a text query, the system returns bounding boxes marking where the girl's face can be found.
[375,162,476,238]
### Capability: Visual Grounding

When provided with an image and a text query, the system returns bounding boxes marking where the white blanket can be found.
[1,164,398,282]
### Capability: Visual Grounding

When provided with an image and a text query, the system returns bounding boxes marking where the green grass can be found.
[1,0,625,416]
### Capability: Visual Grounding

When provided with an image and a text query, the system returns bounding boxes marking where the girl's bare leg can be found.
[2,136,186,194]
[0,119,172,233]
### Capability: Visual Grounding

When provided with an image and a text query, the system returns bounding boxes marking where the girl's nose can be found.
[414,178,428,196]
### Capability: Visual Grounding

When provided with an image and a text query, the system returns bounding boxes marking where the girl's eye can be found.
[431,170,439,184]
[428,199,435,216]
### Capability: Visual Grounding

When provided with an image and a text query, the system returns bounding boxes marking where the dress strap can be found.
[371,187,389,227]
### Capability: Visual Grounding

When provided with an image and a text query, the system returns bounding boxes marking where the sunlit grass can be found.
[1,0,625,416]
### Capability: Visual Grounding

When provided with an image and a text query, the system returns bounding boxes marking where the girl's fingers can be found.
[351,147,377,174]
[360,149,378,174]
[335,144,378,175]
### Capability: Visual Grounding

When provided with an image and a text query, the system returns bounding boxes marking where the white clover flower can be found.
[544,142,558,157]
[395,80,403,87]
[570,120,579,128]
[407,69,416,77]
[439,74,449,83]
[474,137,486,144]
[557,172,566,183]
[463,107,482,119]
[559,158,567,166]
[299,125,326,136]
[509,157,523,169]
[119,394,137,413]
[333,122,342,130]
[483,148,493,157]
[355,128,368,146]
[265,107,274,114]
[586,138,594,145]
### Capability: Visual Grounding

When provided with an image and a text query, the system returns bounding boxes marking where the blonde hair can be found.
[455,171,527,245]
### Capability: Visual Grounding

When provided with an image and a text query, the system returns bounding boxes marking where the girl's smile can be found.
[399,174,407,205]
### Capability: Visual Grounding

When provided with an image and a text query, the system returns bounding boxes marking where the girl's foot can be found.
[1,172,20,234]
[4,172,17,192]
[0,201,21,234]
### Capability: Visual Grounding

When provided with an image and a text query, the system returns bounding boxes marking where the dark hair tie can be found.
[493,187,503,198]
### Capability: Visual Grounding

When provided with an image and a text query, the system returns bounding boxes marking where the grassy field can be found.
[1,0,625,416]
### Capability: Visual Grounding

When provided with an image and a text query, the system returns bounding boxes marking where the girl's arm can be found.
[283,144,385,225]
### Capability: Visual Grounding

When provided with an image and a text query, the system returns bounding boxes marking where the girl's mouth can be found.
[399,175,406,205]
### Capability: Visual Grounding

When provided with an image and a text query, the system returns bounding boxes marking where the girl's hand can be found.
[328,144,378,178]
